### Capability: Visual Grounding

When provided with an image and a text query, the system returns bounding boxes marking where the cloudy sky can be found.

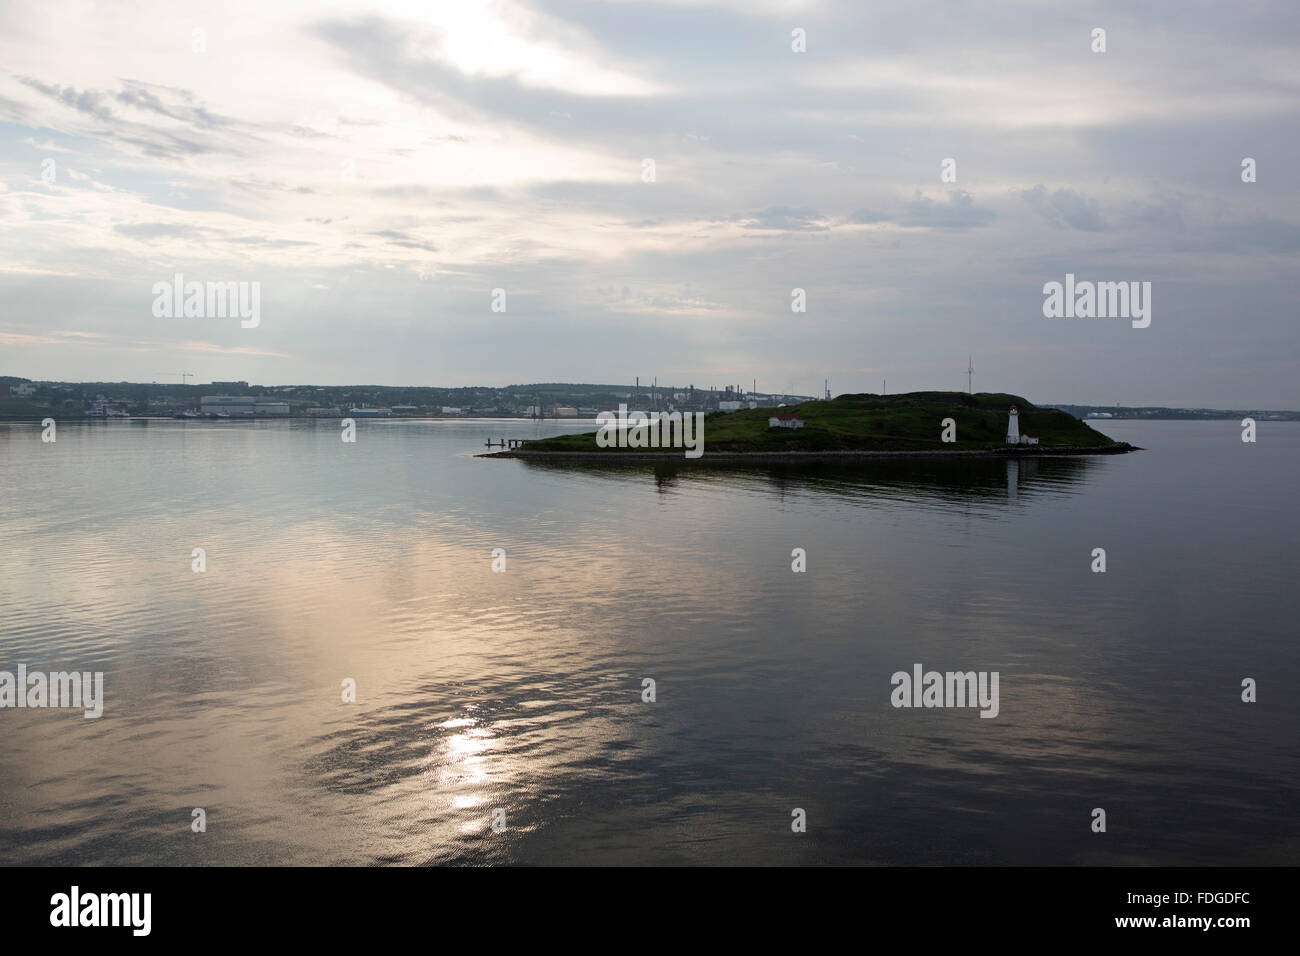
[1,0,1297,405]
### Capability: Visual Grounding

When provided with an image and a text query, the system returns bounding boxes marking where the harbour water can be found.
[1,418,1296,865]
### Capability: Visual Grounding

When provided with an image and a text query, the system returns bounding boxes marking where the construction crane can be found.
[155,372,195,384]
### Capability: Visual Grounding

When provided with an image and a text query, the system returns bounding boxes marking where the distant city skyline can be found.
[2,1,1298,406]
[8,372,1299,415]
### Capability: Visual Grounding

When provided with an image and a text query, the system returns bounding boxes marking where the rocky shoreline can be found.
[479,442,1141,463]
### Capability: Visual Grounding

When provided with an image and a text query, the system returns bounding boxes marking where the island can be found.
[480,391,1139,462]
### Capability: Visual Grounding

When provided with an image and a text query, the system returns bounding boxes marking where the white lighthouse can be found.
[1006,405,1020,444]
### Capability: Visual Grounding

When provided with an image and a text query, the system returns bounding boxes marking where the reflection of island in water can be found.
[517,453,1096,504]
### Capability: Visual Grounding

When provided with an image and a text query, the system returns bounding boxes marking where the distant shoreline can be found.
[0,415,601,423]
[480,442,1142,463]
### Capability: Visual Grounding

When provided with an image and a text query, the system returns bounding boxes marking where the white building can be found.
[201,395,256,415]
[1006,405,1040,444]
[769,414,805,429]
[718,400,743,411]
[14,383,36,397]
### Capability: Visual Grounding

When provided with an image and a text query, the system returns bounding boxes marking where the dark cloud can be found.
[900,190,994,229]
[371,230,436,250]
[1021,185,1106,232]
[15,75,254,161]
[18,77,115,120]
[114,81,228,129]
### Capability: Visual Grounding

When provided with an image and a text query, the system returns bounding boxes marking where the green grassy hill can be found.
[521,391,1117,453]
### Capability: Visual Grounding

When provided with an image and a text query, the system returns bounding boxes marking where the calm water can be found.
[1,418,1296,866]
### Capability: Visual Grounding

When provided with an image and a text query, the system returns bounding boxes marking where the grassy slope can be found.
[521,391,1117,452]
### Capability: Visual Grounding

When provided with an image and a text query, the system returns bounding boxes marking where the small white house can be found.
[769,414,805,429]
[1020,435,1038,445]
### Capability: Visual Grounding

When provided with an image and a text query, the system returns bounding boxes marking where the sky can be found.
[1,0,1297,406]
